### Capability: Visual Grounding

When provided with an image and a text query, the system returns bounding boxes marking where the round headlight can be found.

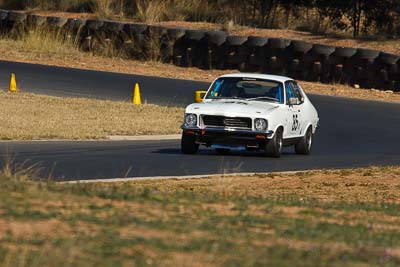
[254,118,267,131]
[185,114,197,126]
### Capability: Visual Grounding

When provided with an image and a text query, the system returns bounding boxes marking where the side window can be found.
[292,82,304,104]
[286,81,303,105]
[285,81,294,105]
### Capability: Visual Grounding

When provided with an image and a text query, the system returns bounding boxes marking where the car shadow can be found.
[153,148,296,158]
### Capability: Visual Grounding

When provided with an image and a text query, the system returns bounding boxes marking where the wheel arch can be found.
[271,124,284,139]
[304,123,314,135]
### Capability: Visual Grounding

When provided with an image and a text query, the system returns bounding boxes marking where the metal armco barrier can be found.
[0,9,399,92]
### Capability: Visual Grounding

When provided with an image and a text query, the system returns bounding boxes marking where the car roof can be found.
[219,73,293,83]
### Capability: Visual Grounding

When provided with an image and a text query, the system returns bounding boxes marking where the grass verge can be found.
[0,91,182,140]
[1,166,400,266]
[0,26,399,104]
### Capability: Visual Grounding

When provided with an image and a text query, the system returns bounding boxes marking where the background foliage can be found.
[0,0,399,37]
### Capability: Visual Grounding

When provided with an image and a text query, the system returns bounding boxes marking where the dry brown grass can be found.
[131,166,400,204]
[1,166,400,266]
[0,91,182,140]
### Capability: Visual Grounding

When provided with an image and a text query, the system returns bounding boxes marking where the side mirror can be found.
[195,90,207,103]
[289,97,299,105]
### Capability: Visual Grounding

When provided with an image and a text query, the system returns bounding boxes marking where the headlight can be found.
[254,118,268,131]
[185,114,197,126]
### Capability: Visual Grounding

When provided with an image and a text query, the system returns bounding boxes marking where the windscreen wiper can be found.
[245,96,280,102]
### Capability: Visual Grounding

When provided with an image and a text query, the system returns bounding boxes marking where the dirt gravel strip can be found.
[60,169,323,184]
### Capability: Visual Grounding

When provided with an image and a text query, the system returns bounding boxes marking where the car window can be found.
[285,81,303,105]
[206,77,284,104]
[292,81,304,104]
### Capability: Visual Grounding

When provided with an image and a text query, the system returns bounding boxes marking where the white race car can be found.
[181,73,319,157]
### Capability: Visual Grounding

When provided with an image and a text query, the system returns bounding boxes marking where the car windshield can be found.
[205,77,284,104]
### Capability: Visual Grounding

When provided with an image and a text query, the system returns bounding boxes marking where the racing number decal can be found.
[292,114,300,131]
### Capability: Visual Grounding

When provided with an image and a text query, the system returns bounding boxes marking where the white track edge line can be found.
[0,135,181,143]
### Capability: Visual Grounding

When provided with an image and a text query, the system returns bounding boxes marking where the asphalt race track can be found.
[0,60,399,181]
[0,60,208,105]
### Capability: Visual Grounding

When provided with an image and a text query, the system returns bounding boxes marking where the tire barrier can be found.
[122,23,148,59]
[0,10,399,92]
[163,27,185,63]
[27,14,47,28]
[0,10,8,34]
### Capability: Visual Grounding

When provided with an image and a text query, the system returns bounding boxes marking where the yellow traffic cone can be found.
[9,73,17,92]
[132,83,141,105]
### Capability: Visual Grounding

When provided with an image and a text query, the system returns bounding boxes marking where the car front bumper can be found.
[181,125,274,149]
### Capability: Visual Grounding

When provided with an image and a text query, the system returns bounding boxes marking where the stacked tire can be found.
[7,11,27,37]
[307,44,336,82]
[263,38,291,75]
[287,40,313,80]
[351,49,381,88]
[219,35,248,70]
[161,27,185,63]
[242,37,269,72]
[330,47,357,84]
[205,31,228,69]
[374,53,400,90]
[122,23,148,59]
[173,29,207,68]
[81,19,104,51]
[0,10,9,34]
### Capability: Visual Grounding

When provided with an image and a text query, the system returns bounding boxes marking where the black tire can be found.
[295,127,313,155]
[181,132,199,154]
[86,19,104,30]
[123,23,148,35]
[65,18,87,29]
[27,14,47,27]
[215,148,230,155]
[246,36,268,47]
[290,40,313,54]
[268,38,291,49]
[8,11,27,23]
[102,20,124,32]
[147,25,167,37]
[167,27,186,40]
[206,31,228,46]
[0,10,9,21]
[355,48,380,60]
[225,35,248,46]
[47,16,68,28]
[333,47,357,58]
[184,29,206,41]
[311,44,335,57]
[265,128,283,158]
[377,52,400,65]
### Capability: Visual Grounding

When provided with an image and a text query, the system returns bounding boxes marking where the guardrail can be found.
[1,9,399,92]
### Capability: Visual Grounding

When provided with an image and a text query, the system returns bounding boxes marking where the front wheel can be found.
[295,127,313,155]
[265,128,283,158]
[181,132,199,154]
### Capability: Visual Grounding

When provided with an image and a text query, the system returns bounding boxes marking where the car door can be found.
[284,81,303,137]
[291,81,307,136]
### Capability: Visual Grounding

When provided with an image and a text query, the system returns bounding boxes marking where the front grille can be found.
[202,115,252,129]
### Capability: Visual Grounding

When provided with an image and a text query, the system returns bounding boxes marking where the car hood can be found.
[185,99,280,117]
